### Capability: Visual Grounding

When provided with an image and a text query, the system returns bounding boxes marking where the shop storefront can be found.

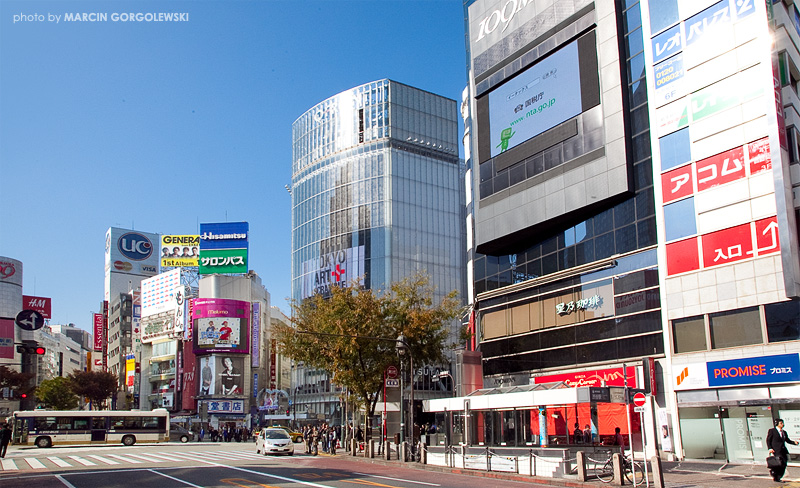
[425,385,641,448]
[674,353,800,464]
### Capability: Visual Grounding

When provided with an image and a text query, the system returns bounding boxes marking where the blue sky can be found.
[0,0,467,329]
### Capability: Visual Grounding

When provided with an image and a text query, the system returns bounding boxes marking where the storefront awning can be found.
[424,386,616,412]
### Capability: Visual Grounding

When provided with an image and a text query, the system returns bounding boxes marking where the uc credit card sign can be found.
[707,354,800,387]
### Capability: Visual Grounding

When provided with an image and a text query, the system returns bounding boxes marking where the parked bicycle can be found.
[595,451,644,485]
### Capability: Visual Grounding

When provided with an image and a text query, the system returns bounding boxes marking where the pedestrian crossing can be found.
[0,448,271,472]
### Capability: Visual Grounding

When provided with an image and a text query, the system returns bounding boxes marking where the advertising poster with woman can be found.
[216,356,244,396]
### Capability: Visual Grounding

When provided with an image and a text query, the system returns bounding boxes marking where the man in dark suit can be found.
[767,418,798,482]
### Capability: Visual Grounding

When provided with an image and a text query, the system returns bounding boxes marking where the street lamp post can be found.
[395,334,414,451]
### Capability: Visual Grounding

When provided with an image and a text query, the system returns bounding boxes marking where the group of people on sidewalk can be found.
[302,423,343,455]
[197,424,251,442]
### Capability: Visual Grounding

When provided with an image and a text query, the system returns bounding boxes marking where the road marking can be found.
[180,451,242,460]
[125,453,167,463]
[48,456,72,467]
[1,458,18,470]
[68,455,96,466]
[106,454,142,463]
[24,457,46,469]
[55,474,78,488]
[352,473,441,486]
[149,469,206,488]
[144,452,186,462]
[348,479,403,488]
[221,477,280,488]
[86,454,120,465]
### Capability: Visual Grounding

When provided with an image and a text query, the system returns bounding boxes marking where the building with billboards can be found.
[290,79,467,425]
[454,0,800,465]
[194,273,270,430]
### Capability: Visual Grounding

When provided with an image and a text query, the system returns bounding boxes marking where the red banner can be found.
[0,318,14,359]
[93,313,104,351]
[22,295,51,319]
[534,366,637,388]
[181,341,197,412]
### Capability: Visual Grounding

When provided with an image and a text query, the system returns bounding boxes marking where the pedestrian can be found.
[583,424,592,444]
[0,423,12,458]
[199,427,205,442]
[613,426,624,446]
[767,418,798,482]
[572,423,582,444]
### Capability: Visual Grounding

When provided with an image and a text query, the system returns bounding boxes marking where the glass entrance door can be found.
[720,407,753,463]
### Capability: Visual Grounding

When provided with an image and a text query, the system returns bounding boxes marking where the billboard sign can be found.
[676,354,800,390]
[0,257,22,286]
[199,222,249,250]
[197,355,245,397]
[487,40,582,158]
[301,245,365,299]
[199,248,248,275]
[125,354,136,389]
[22,295,51,319]
[192,299,249,353]
[251,302,260,367]
[0,318,14,359]
[202,399,245,414]
[533,366,637,388]
[141,269,182,317]
[160,235,199,268]
[105,227,159,278]
[93,313,104,351]
[141,315,177,343]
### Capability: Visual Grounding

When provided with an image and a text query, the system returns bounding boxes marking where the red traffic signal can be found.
[20,393,27,399]
[16,341,45,355]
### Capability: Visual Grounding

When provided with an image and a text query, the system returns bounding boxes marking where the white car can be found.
[256,428,294,456]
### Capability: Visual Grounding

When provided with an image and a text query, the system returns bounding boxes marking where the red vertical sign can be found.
[93,313,104,351]
[0,319,14,359]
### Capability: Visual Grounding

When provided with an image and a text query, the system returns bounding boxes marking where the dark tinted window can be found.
[710,307,762,349]
[673,316,706,353]
[765,300,800,343]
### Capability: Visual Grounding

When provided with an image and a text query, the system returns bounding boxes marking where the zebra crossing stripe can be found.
[68,456,96,466]
[123,453,166,463]
[106,454,142,464]
[86,455,120,465]
[1,458,18,470]
[24,458,46,469]
[184,450,243,460]
[140,452,183,462]
[47,456,72,467]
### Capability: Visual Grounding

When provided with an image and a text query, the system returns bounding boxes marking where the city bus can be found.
[12,409,170,448]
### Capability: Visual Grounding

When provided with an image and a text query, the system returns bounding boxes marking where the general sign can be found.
[386,379,400,388]
[633,392,646,407]
[15,309,44,331]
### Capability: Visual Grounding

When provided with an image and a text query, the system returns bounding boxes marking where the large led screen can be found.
[198,355,245,397]
[488,40,582,158]
[192,298,249,354]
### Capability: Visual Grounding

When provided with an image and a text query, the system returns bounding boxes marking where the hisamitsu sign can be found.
[707,354,800,388]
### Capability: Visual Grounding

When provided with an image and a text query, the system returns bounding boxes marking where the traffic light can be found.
[16,341,45,355]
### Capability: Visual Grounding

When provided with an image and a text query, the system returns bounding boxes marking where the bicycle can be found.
[595,452,644,485]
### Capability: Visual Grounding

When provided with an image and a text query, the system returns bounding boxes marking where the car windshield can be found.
[264,430,289,440]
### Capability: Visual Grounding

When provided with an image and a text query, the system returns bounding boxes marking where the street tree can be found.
[0,365,35,400]
[274,272,462,436]
[68,370,118,410]
[37,376,79,410]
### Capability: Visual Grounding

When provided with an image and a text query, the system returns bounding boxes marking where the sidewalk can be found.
[334,449,800,487]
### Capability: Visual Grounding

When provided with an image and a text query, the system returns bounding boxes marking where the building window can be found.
[765,299,800,343]
[709,307,762,349]
[673,316,706,353]
[659,128,691,171]
[648,0,679,34]
[663,197,696,241]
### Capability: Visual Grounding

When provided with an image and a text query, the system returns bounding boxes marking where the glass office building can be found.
[290,80,466,422]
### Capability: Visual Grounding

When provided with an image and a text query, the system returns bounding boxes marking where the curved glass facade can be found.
[291,80,465,309]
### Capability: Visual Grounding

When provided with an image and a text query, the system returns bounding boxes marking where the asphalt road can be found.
[0,441,543,488]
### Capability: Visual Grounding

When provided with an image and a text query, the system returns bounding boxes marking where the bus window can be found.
[123,417,142,429]
[36,417,57,431]
[111,418,125,429]
[74,418,90,430]
[92,417,106,430]
[57,418,73,430]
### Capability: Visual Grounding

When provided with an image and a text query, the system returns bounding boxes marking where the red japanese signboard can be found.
[23,295,51,319]
[701,216,780,269]
[533,366,637,388]
[662,164,694,204]
[666,237,700,275]
[695,146,745,192]
[748,138,772,175]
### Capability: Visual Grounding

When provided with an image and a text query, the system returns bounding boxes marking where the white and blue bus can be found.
[12,409,170,448]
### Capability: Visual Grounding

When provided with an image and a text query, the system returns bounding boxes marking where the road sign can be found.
[15,309,44,331]
[633,392,647,407]
[634,406,646,413]
[386,366,398,379]
[386,378,400,388]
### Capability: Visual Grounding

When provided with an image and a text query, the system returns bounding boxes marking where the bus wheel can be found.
[35,436,52,448]
[122,435,136,446]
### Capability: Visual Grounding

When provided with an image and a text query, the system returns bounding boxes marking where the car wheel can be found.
[180,435,189,443]
[122,435,136,446]
[35,436,52,448]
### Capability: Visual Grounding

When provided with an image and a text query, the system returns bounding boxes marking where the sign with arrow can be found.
[15,309,44,331]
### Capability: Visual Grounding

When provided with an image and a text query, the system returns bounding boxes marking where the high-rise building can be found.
[454,0,800,463]
[290,79,466,423]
